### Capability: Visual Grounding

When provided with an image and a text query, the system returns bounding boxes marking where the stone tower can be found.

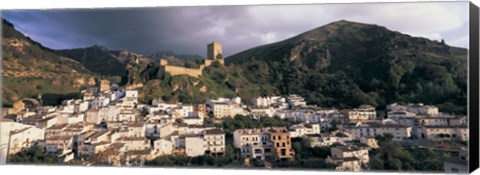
[207,42,223,60]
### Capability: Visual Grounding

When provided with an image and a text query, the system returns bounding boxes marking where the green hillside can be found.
[2,19,468,114]
[226,20,467,114]
[1,19,99,106]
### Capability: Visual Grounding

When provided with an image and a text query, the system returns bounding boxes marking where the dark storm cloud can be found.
[2,2,469,57]
[3,6,267,57]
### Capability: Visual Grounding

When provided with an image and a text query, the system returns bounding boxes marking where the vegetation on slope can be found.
[2,18,468,115]
[2,19,97,106]
[226,20,467,114]
[8,146,59,164]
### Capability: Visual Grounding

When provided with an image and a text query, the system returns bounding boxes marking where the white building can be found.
[126,122,146,137]
[327,145,369,172]
[288,123,321,138]
[233,128,272,160]
[145,122,162,138]
[78,130,112,156]
[180,117,204,125]
[185,135,205,157]
[206,97,232,106]
[287,94,307,108]
[387,103,439,115]
[1,120,45,159]
[274,109,323,123]
[418,125,468,141]
[387,111,416,119]
[340,105,376,121]
[251,96,286,108]
[74,100,89,113]
[211,102,246,119]
[118,137,150,151]
[204,129,225,155]
[115,110,137,122]
[171,105,194,118]
[46,135,73,153]
[306,133,340,147]
[153,138,173,156]
[342,123,412,141]
[89,96,110,108]
[418,115,463,126]
[85,108,103,124]
[249,107,276,118]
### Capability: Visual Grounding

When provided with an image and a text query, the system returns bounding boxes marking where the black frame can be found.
[469,2,479,173]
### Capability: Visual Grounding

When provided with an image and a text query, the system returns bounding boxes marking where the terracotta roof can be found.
[205,128,225,135]
[88,130,109,139]
[10,127,32,135]
[125,149,151,156]
[91,141,110,146]
[38,116,57,122]
[47,124,69,130]
[121,137,146,141]
[128,122,145,127]
[47,135,73,141]
[334,145,367,152]
[423,125,468,129]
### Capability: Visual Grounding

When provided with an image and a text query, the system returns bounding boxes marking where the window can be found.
[451,168,459,173]
[255,149,262,154]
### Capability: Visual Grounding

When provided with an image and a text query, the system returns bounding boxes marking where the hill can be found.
[149,51,203,62]
[55,45,148,77]
[2,19,468,114]
[226,20,467,114]
[1,19,98,106]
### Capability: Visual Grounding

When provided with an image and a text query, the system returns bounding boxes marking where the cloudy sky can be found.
[2,1,469,57]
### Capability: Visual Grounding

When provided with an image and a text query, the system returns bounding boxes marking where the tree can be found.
[184,60,200,69]
[375,133,394,146]
[406,147,453,171]
[8,146,58,164]
[216,53,223,60]
[369,141,414,170]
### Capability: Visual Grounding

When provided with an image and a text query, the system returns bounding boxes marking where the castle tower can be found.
[207,42,223,60]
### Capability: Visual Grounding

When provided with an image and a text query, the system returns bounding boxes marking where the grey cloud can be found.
[2,2,469,57]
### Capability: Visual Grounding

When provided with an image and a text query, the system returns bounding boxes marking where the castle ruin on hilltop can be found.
[158,42,224,78]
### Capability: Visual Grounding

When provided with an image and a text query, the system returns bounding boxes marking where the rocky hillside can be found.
[55,45,147,77]
[2,19,98,106]
[226,20,468,114]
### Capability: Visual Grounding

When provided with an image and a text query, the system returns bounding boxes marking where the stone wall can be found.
[158,55,224,78]
[163,65,205,78]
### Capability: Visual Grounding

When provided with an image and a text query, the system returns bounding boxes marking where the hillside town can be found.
[0,41,470,173]
[0,77,469,172]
